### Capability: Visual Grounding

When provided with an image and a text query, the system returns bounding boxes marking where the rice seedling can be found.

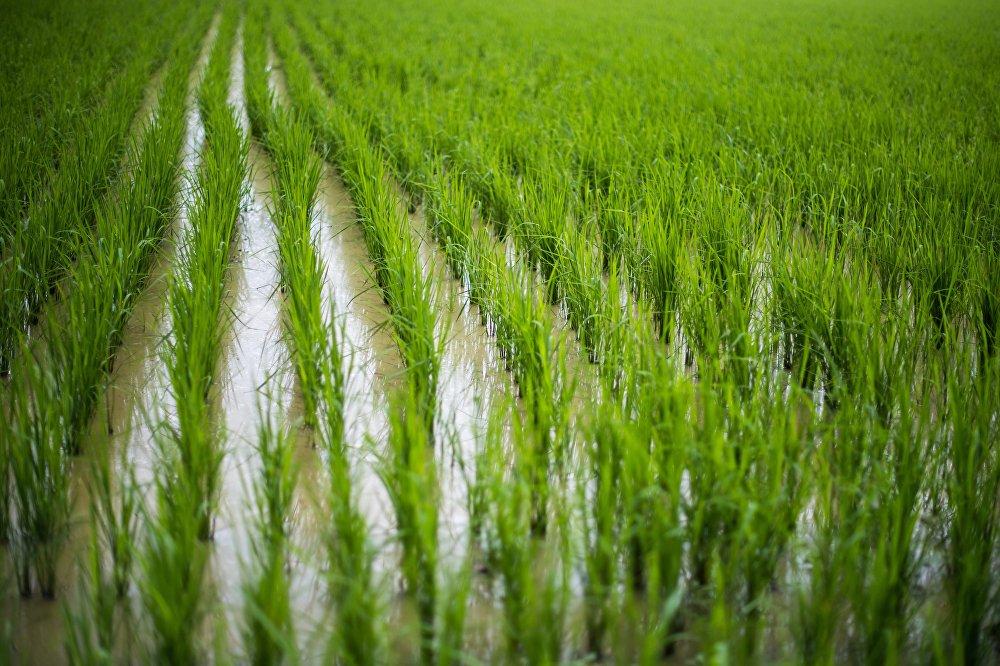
[89,446,140,600]
[62,442,142,663]
[476,399,569,664]
[4,360,71,598]
[379,384,440,663]
[434,557,472,666]
[63,545,117,665]
[320,435,382,666]
[941,362,1000,665]
[63,480,133,665]
[138,446,212,664]
[241,407,298,665]
[579,409,624,659]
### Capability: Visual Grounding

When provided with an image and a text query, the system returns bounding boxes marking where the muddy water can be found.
[208,144,294,622]
[406,200,514,562]
[268,44,401,581]
[206,27,305,650]
[134,61,168,132]
[313,166,400,545]
[266,43,289,104]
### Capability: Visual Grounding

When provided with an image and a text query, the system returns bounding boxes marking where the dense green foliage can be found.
[1,0,997,663]
[0,0,202,374]
[280,2,999,659]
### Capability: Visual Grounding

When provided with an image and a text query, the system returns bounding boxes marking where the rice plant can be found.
[241,407,298,665]
[90,445,140,600]
[138,452,212,664]
[5,359,71,598]
[379,384,440,663]
[321,436,382,666]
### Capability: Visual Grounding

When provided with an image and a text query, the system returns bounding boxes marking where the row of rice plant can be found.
[0,0,203,375]
[270,6,494,663]
[161,5,247,543]
[266,7,442,436]
[134,5,266,662]
[242,3,338,437]
[0,5,214,600]
[267,9,441,663]
[238,405,298,663]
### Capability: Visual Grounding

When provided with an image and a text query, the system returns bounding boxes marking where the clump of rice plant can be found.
[5,359,71,598]
[321,441,382,665]
[90,445,140,600]
[241,407,298,665]
[378,383,440,663]
[63,523,121,664]
[941,364,1000,664]
[474,398,568,664]
[138,459,212,664]
[435,558,472,666]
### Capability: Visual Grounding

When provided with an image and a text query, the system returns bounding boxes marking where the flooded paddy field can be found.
[2,0,999,663]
